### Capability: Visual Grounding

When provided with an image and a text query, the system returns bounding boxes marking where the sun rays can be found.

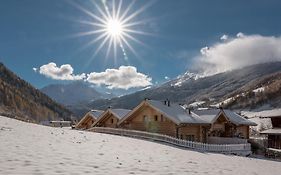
[69,0,154,64]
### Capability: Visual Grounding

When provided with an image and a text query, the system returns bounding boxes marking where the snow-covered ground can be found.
[0,116,280,175]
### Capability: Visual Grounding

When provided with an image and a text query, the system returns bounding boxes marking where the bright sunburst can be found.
[106,19,123,38]
[71,0,154,63]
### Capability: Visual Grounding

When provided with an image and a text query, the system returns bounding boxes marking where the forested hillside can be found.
[0,63,73,122]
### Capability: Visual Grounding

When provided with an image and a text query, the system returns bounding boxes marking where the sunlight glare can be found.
[106,19,123,38]
[71,0,154,62]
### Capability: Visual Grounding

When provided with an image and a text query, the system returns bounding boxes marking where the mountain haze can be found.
[41,82,114,105]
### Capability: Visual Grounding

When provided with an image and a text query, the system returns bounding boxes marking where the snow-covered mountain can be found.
[171,71,204,87]
[87,62,281,111]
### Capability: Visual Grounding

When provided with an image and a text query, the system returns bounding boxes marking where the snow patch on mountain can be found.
[188,101,206,107]
[171,71,204,87]
[253,87,265,93]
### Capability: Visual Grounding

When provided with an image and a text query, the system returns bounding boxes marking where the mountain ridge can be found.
[85,62,281,112]
[0,62,73,122]
[41,81,115,105]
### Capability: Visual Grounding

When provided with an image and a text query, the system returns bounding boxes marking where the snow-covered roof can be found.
[223,110,257,126]
[110,109,131,119]
[147,100,209,125]
[260,128,281,135]
[89,110,104,119]
[192,109,219,123]
[193,109,257,126]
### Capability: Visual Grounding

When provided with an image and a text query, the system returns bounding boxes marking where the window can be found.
[143,115,147,122]
[154,115,158,121]
[111,118,114,124]
[160,115,164,122]
[186,135,195,141]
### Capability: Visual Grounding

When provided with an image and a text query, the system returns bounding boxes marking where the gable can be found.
[102,113,119,125]
[214,113,228,124]
[77,114,93,126]
[121,102,175,125]
[93,110,120,126]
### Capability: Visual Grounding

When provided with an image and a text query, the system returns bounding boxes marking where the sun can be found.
[70,0,154,62]
[106,18,123,38]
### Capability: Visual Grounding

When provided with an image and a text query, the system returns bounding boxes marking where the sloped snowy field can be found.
[0,116,280,175]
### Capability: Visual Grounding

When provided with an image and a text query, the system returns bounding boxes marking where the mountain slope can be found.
[221,72,281,109]
[0,63,73,122]
[87,62,281,110]
[41,82,114,105]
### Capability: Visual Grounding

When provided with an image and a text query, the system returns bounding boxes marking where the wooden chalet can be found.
[118,99,209,142]
[76,110,104,130]
[193,109,256,140]
[92,108,131,128]
[118,99,256,143]
[260,111,281,149]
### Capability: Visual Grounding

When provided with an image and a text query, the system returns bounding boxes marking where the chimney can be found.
[108,106,111,109]
[188,108,191,114]
[164,100,167,105]
[167,100,170,107]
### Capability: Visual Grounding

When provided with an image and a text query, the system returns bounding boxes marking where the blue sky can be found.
[1,0,281,92]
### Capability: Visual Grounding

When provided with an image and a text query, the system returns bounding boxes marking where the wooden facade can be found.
[76,114,96,130]
[92,109,131,128]
[119,101,207,142]
[261,115,281,149]
[96,112,119,128]
[120,103,178,137]
[208,113,250,139]
[76,110,103,130]
[177,125,206,142]
[118,100,254,143]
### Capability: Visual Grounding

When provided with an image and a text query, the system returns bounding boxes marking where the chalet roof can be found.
[76,110,104,128]
[146,100,209,125]
[193,109,257,126]
[110,109,131,119]
[192,109,219,123]
[92,108,131,127]
[223,110,257,126]
[260,128,281,135]
[89,110,104,119]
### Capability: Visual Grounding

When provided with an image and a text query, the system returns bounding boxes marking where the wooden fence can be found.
[88,127,252,156]
[208,136,248,144]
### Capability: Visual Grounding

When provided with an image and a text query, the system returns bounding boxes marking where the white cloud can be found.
[200,47,209,55]
[38,62,86,80]
[220,34,228,41]
[86,66,152,89]
[236,32,245,38]
[194,33,281,76]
